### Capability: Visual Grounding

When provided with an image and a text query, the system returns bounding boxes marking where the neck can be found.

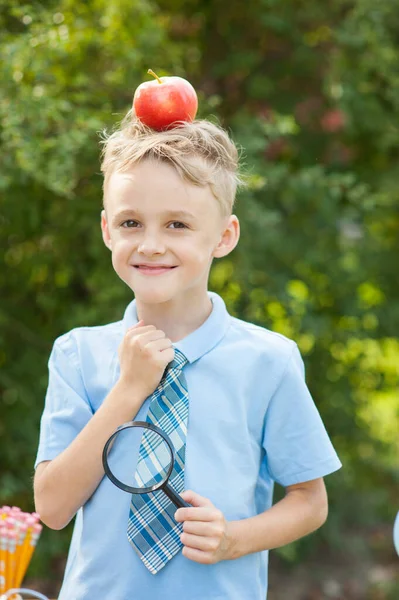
[135,291,213,342]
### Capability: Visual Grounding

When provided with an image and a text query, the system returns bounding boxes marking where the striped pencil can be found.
[12,521,28,589]
[0,526,7,594]
[0,506,43,594]
[6,530,17,594]
[15,523,43,588]
[14,517,36,589]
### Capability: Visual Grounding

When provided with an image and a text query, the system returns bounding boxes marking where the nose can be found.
[137,230,166,256]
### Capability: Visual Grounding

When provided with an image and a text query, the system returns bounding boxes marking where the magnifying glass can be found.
[102,421,190,510]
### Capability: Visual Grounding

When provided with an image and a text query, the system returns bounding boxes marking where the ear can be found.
[101,209,112,250]
[212,215,240,259]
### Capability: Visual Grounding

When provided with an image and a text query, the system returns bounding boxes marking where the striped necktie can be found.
[127,348,189,574]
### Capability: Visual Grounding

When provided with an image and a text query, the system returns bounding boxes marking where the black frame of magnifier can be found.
[102,420,190,509]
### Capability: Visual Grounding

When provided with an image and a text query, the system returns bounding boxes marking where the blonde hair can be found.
[100,110,243,215]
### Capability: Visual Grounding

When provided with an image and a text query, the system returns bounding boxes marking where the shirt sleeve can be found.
[34,334,94,469]
[263,344,342,487]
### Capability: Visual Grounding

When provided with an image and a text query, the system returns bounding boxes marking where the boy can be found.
[34,113,341,600]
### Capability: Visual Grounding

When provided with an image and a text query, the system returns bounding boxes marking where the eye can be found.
[121,220,140,228]
[168,221,188,229]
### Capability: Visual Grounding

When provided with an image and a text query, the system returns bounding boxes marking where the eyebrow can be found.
[111,209,197,227]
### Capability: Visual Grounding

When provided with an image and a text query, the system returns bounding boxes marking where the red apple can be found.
[133,69,198,131]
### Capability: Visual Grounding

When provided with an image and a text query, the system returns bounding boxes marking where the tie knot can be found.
[168,348,188,371]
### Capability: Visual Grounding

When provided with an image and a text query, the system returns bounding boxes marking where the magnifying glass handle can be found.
[164,483,191,508]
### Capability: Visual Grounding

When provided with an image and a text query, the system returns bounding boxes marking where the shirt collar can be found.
[122,292,231,364]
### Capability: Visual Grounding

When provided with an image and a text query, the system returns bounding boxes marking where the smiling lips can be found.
[133,264,177,276]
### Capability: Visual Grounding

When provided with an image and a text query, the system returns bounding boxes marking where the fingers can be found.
[180,490,214,508]
[126,325,160,340]
[175,492,229,565]
[182,520,219,536]
[125,323,176,356]
[126,319,146,331]
[118,321,174,395]
[140,330,167,345]
[182,546,217,565]
[180,532,221,553]
[125,327,171,349]
[149,338,173,353]
[175,490,216,523]
[158,347,175,363]
[175,507,220,523]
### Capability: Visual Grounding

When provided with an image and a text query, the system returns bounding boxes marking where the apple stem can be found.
[147,69,163,84]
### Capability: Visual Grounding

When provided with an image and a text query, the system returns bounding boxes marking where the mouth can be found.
[132,265,178,275]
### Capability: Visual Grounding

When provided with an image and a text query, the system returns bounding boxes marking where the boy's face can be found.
[101,159,239,306]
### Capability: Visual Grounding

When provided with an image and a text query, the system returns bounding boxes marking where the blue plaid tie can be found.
[127,348,189,574]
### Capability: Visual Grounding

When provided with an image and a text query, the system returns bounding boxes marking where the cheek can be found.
[110,247,123,274]
[111,235,132,251]
[196,232,219,259]
[110,237,134,265]
[185,241,217,272]
[181,236,214,261]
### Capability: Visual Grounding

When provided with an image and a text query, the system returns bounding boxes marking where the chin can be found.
[128,284,179,305]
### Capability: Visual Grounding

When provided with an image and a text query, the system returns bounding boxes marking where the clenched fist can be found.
[175,491,234,565]
[118,320,174,399]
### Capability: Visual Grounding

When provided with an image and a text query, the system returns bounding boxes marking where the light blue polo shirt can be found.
[35,292,341,600]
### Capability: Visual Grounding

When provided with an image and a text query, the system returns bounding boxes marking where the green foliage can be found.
[1,0,398,585]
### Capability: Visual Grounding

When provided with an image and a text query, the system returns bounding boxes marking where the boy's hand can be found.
[175,490,234,564]
[118,320,174,398]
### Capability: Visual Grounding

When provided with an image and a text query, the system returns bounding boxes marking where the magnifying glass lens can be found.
[104,425,173,490]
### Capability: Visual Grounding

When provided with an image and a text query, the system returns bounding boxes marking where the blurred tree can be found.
[0,0,398,589]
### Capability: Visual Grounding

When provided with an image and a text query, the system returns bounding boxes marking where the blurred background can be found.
[1,1,398,598]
